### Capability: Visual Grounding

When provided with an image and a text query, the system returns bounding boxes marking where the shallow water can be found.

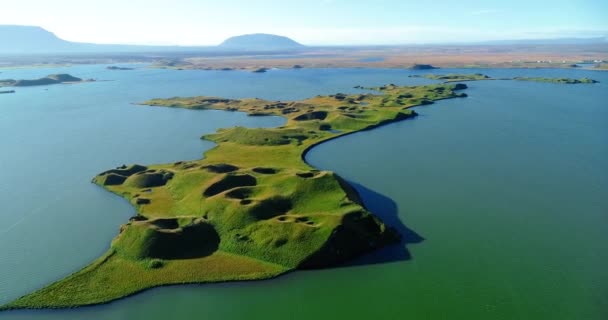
[1,66,606,319]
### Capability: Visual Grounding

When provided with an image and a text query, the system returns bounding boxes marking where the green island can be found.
[411,73,599,84]
[0,74,92,87]
[2,81,468,310]
[512,77,598,84]
[2,74,597,311]
[410,73,495,82]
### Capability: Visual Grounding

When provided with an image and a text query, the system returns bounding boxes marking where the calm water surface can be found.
[1,66,606,319]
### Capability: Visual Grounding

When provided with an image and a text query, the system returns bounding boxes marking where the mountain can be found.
[0,25,77,53]
[218,33,304,50]
[0,25,207,54]
[0,26,304,54]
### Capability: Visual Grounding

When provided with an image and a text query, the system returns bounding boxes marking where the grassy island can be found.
[1,82,469,310]
[0,74,91,87]
[512,77,598,84]
[411,73,599,84]
[410,73,494,82]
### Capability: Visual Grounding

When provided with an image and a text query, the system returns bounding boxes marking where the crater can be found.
[125,170,174,188]
[225,187,254,199]
[118,219,220,260]
[202,163,239,173]
[252,167,278,174]
[293,111,328,121]
[203,174,257,197]
[250,196,293,220]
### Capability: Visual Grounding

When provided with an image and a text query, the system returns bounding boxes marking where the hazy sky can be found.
[1,0,607,45]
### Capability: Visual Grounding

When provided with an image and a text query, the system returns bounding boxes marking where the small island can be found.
[411,73,599,84]
[0,90,15,94]
[107,66,135,71]
[513,77,598,84]
[409,64,438,70]
[0,74,92,88]
[410,73,493,82]
[2,81,470,310]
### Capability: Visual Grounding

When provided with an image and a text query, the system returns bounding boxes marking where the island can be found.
[107,66,134,71]
[2,82,469,310]
[409,64,438,70]
[0,90,15,94]
[410,73,493,82]
[0,74,92,87]
[411,73,599,84]
[513,77,598,84]
[251,67,269,73]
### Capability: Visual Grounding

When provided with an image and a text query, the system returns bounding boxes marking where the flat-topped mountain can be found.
[0,25,204,54]
[219,33,304,50]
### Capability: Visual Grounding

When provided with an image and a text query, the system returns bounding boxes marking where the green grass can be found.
[410,73,493,82]
[513,77,598,84]
[2,82,469,310]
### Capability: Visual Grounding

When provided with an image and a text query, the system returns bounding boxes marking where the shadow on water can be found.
[342,181,424,268]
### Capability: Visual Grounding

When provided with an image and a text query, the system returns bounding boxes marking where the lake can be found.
[1,66,606,319]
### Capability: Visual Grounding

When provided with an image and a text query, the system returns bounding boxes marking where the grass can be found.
[512,77,598,84]
[410,73,494,82]
[2,82,469,310]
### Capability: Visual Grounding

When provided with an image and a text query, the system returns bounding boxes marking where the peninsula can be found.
[2,81,469,310]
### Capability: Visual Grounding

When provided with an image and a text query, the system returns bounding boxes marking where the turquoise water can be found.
[0,66,606,319]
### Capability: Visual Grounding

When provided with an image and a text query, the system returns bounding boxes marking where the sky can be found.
[0,0,607,46]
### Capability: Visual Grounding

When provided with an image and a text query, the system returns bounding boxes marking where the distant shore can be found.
[1,44,606,71]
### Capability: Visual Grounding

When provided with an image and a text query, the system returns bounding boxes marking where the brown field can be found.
[1,44,607,70]
[172,44,608,70]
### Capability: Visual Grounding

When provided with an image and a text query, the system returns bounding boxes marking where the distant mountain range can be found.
[0,25,305,54]
[0,25,605,55]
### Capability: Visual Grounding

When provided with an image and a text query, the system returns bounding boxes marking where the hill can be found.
[0,25,206,54]
[219,33,304,50]
[0,25,77,53]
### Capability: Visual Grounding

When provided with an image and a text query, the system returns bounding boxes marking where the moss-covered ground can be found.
[2,82,469,310]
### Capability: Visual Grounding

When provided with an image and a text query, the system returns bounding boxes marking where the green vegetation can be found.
[0,74,90,87]
[411,73,599,84]
[2,82,469,310]
[410,73,494,82]
[513,77,598,84]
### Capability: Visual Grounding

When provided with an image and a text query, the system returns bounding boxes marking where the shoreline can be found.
[1,72,598,311]
[2,81,468,311]
[1,92,435,313]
